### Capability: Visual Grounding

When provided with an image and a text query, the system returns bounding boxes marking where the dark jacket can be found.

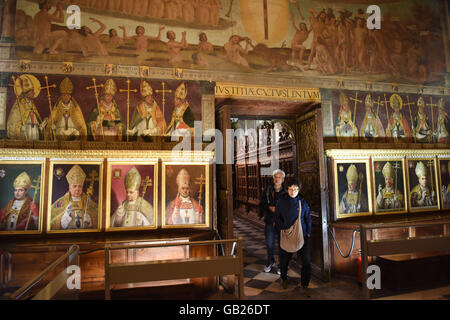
[274,193,312,237]
[259,184,286,224]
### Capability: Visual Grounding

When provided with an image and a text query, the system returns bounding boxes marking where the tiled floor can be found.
[233,215,450,300]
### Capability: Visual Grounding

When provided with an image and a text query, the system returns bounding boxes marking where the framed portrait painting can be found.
[406,158,440,212]
[47,160,103,233]
[0,160,45,234]
[334,159,372,219]
[438,158,450,209]
[371,158,407,215]
[106,161,158,231]
[162,162,210,228]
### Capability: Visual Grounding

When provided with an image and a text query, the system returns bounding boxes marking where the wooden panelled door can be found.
[296,108,330,280]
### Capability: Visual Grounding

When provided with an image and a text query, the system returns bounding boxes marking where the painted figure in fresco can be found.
[15,10,34,43]
[33,0,67,55]
[165,82,195,135]
[359,94,385,140]
[335,9,352,74]
[148,0,165,19]
[406,41,427,83]
[0,172,39,231]
[166,168,204,225]
[108,28,124,47]
[51,165,98,230]
[339,164,368,214]
[442,161,450,207]
[7,74,48,141]
[410,161,436,208]
[87,79,125,141]
[290,10,311,65]
[412,97,432,143]
[335,92,358,140]
[193,32,214,66]
[224,35,252,69]
[80,17,109,57]
[111,167,154,228]
[128,81,166,140]
[353,17,368,72]
[119,25,165,53]
[305,7,327,71]
[386,94,412,141]
[435,98,450,144]
[46,77,87,141]
[181,0,195,24]
[166,30,188,65]
[209,0,222,26]
[376,162,404,211]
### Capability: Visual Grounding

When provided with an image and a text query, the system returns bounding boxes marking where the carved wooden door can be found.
[296,109,329,280]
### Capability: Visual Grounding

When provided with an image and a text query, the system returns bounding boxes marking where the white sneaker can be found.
[264,262,274,273]
[277,267,281,275]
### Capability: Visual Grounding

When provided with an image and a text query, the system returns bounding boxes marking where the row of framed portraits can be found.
[0,158,211,234]
[333,155,450,219]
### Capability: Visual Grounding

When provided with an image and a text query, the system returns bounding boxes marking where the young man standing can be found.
[260,169,286,274]
[274,178,312,297]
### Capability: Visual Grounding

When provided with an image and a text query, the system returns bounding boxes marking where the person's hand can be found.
[159,26,165,31]
[127,128,137,135]
[63,203,73,217]
[269,205,275,213]
[61,203,73,229]
[142,129,153,136]
[90,17,99,23]
[118,26,125,30]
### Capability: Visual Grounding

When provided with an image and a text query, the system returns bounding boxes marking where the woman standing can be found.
[274,178,312,297]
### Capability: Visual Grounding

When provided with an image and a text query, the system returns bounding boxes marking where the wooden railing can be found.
[6,245,80,300]
[105,238,244,300]
[360,220,450,299]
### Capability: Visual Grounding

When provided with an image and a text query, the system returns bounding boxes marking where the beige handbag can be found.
[280,201,304,253]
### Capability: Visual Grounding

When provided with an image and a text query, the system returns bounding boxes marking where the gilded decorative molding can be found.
[0,148,215,161]
[1,60,448,96]
[326,149,450,158]
[202,94,215,133]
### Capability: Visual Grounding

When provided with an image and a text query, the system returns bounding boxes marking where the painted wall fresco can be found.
[13,0,447,84]
[326,89,450,144]
[4,73,201,141]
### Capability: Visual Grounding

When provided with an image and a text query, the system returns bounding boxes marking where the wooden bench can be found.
[105,238,244,300]
[360,219,450,299]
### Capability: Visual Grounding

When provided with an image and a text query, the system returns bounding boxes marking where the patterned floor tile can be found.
[243,269,259,278]
[244,279,272,290]
[253,272,280,282]
[245,263,265,273]
[244,287,263,297]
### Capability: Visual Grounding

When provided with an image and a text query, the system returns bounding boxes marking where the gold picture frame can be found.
[406,157,440,213]
[371,158,408,215]
[106,160,158,231]
[334,159,373,219]
[438,158,450,210]
[162,162,210,228]
[0,159,46,234]
[47,160,103,233]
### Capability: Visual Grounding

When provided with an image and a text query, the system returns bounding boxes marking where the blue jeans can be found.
[265,223,280,266]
